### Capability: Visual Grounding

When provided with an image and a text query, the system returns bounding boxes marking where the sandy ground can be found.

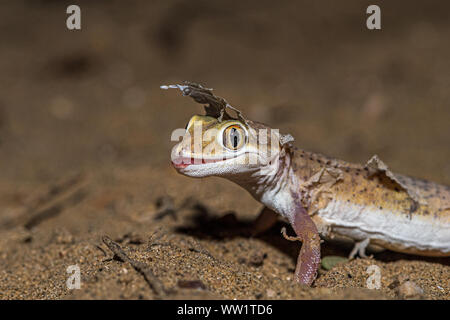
[0,1,449,299]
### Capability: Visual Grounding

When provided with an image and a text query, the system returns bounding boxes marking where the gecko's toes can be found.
[348,238,372,260]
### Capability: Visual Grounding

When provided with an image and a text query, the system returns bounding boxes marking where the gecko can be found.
[163,82,450,286]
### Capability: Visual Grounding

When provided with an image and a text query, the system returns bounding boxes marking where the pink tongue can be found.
[172,161,189,169]
[172,157,195,168]
[172,157,223,168]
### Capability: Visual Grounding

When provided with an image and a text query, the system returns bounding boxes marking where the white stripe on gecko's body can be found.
[317,199,450,255]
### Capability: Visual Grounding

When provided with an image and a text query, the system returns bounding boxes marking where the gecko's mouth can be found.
[171,156,226,169]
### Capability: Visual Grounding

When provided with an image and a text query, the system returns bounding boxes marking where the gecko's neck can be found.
[225,148,300,223]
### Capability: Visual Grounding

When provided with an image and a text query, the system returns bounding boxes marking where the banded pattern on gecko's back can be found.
[291,149,450,256]
[335,168,450,225]
[291,149,450,223]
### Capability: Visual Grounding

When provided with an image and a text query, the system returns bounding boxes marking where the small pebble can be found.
[321,256,348,270]
[397,281,424,299]
[177,280,207,290]
[249,252,266,267]
[266,289,275,298]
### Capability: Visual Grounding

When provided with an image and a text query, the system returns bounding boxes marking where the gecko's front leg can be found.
[288,205,321,286]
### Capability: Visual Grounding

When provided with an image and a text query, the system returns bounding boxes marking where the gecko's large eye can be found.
[223,125,246,150]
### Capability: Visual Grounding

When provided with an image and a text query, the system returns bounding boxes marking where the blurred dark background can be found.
[0,0,449,300]
[0,0,449,184]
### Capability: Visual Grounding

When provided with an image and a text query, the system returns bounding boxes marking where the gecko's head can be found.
[171,115,284,178]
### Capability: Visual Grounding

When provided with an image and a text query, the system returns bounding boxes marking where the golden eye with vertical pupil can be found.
[223,125,246,150]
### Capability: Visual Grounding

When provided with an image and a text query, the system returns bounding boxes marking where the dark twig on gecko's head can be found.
[160,81,247,124]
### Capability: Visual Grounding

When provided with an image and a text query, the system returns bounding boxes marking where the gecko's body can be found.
[275,149,450,257]
[165,83,450,285]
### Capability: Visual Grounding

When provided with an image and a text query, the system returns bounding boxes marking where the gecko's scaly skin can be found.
[166,84,450,285]
[289,150,450,257]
